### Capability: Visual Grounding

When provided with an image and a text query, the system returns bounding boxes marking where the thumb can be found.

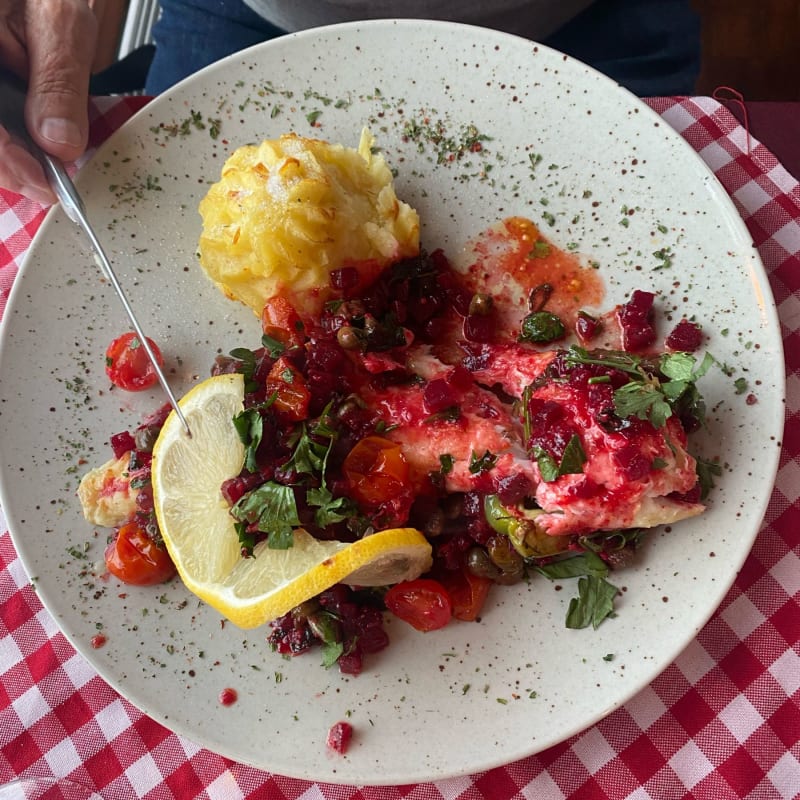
[24,1,98,162]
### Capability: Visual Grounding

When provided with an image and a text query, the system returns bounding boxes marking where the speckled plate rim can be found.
[0,19,785,785]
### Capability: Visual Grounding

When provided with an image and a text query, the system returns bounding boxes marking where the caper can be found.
[466,547,501,580]
[134,426,159,453]
[336,325,363,350]
[423,507,445,537]
[441,493,464,519]
[487,535,525,584]
[307,610,342,643]
[291,599,321,622]
[468,292,494,316]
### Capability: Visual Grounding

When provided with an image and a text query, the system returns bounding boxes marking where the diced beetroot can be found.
[447,364,473,393]
[423,378,458,414]
[110,431,136,459]
[330,266,360,291]
[408,292,443,323]
[665,319,703,352]
[137,402,171,430]
[356,624,390,654]
[617,290,657,352]
[495,472,534,505]
[463,313,495,343]
[220,473,262,506]
[613,444,652,481]
[336,651,363,676]
[326,721,354,753]
[562,475,600,500]
[575,312,602,344]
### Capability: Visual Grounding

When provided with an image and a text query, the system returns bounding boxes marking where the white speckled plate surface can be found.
[0,20,784,785]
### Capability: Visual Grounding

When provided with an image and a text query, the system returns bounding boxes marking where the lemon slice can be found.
[151,373,432,629]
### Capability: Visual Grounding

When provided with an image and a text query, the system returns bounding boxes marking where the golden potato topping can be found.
[197,129,420,316]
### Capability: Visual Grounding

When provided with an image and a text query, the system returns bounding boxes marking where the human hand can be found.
[0,0,98,204]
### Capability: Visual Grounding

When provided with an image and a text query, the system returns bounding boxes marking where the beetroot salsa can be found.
[101,224,717,676]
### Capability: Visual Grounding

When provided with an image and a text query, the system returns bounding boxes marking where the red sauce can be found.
[461,217,605,336]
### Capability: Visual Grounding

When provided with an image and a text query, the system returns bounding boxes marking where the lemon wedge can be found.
[151,373,432,629]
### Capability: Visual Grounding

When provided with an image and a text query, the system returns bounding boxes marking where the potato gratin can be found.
[197,129,420,316]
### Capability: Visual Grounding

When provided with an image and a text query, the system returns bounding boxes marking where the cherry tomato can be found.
[384,578,452,632]
[261,296,306,348]
[439,568,492,622]
[105,332,164,391]
[265,356,311,421]
[105,521,176,586]
[342,436,411,508]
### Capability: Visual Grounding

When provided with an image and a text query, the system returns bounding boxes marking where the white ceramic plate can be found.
[0,20,784,785]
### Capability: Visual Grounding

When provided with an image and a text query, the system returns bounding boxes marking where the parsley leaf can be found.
[284,404,359,529]
[261,334,286,358]
[283,422,327,476]
[233,520,257,558]
[233,408,264,473]
[565,575,619,629]
[559,435,587,475]
[229,347,259,392]
[469,450,497,474]
[535,550,609,580]
[533,434,586,482]
[614,381,673,428]
[231,482,300,549]
[695,455,722,500]
[532,446,559,482]
[307,484,356,528]
[321,640,345,668]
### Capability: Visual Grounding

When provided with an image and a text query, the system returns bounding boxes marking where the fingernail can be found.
[39,117,83,148]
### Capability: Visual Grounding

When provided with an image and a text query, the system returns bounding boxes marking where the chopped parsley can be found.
[536,551,618,629]
[469,449,497,474]
[532,434,586,482]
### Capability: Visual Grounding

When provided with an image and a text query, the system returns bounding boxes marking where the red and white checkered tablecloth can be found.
[1,95,799,800]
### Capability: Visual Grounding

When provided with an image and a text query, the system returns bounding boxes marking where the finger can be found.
[24,0,98,162]
[0,126,56,204]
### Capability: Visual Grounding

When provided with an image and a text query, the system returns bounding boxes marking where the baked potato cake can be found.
[197,129,420,316]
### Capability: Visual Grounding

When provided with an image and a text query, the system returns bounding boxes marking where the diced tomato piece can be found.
[342,436,411,508]
[105,332,164,391]
[261,296,306,348]
[104,521,176,586]
[265,356,311,421]
[384,578,452,632]
[439,568,492,621]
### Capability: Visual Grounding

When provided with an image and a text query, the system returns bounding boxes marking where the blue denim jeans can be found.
[147,0,701,97]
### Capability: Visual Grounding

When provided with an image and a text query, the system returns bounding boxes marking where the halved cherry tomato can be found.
[342,436,410,508]
[265,356,311,421]
[384,578,452,632]
[439,567,492,621]
[105,332,164,391]
[105,521,176,585]
[261,296,306,348]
